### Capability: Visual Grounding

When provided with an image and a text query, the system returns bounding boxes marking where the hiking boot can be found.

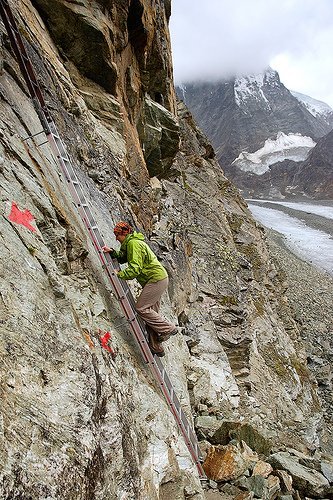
[157,328,178,343]
[148,343,165,357]
[148,330,165,357]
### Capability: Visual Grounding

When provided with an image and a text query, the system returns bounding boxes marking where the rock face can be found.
[293,129,333,199]
[0,1,331,499]
[177,70,333,199]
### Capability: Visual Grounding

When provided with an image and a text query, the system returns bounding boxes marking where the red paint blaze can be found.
[100,330,113,353]
[8,202,36,232]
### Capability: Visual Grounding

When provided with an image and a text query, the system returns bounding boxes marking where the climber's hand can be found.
[102,245,113,253]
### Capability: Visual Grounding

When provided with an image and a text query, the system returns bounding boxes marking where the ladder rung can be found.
[22,130,46,141]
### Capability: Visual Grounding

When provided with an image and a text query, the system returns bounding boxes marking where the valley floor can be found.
[247,200,333,276]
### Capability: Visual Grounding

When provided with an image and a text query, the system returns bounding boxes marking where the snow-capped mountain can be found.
[234,69,284,111]
[176,69,333,198]
[291,91,333,128]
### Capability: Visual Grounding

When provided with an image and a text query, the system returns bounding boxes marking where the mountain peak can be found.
[234,69,280,110]
[291,91,333,125]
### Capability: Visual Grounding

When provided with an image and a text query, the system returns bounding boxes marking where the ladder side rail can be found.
[0,2,34,99]
[73,205,161,369]
[44,128,143,336]
[80,215,153,366]
[36,124,154,366]
[78,208,206,476]
[155,356,204,461]
[112,273,205,466]
[153,362,206,477]
[133,346,205,475]
[77,211,154,365]
[178,405,202,459]
[0,0,51,123]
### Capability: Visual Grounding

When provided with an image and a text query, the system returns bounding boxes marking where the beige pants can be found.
[135,278,176,335]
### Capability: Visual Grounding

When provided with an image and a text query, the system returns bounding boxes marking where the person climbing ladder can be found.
[102,221,178,356]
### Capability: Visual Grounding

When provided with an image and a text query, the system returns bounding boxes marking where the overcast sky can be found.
[169,0,333,107]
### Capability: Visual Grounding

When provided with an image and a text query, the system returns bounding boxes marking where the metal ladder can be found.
[0,0,205,478]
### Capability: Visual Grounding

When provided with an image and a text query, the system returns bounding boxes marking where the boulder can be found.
[252,460,273,478]
[138,96,180,177]
[274,470,293,493]
[235,474,280,499]
[268,452,330,497]
[212,422,272,456]
[203,443,252,482]
[195,416,222,440]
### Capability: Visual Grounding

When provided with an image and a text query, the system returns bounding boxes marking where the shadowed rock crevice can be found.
[218,335,252,386]
[32,0,117,94]
[84,445,105,500]
[127,0,147,63]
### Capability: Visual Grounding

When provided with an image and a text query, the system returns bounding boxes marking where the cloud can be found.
[169,0,333,106]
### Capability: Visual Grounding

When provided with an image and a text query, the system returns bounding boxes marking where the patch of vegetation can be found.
[260,346,296,385]
[239,244,264,279]
[290,355,309,384]
[218,295,238,307]
[226,213,245,233]
[28,246,37,256]
[217,243,239,272]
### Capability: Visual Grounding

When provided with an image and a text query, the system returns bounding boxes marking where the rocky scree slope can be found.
[0,1,331,499]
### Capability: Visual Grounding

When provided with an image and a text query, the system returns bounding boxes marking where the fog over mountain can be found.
[170,0,333,108]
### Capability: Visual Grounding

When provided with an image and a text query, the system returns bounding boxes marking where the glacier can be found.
[232,131,316,174]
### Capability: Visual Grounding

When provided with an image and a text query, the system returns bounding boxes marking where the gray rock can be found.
[233,474,280,499]
[212,422,272,456]
[268,452,330,497]
[195,416,221,439]
[138,96,180,177]
[321,460,333,483]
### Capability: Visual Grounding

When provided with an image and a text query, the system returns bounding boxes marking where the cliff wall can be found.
[0,1,328,498]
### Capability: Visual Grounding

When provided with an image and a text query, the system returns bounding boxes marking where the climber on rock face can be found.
[102,221,178,357]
